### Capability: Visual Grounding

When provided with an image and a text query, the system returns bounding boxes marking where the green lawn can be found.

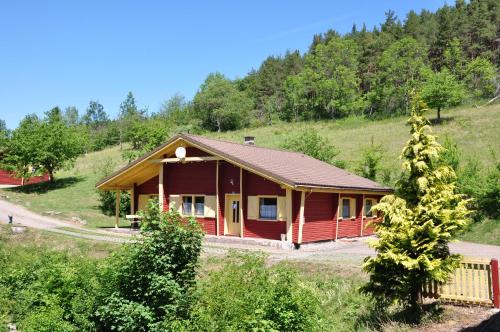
[209,103,500,174]
[0,145,130,228]
[0,103,498,234]
[460,219,500,246]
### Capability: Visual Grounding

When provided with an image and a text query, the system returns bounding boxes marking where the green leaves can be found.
[362,98,471,310]
[193,73,254,132]
[421,68,465,120]
[281,129,344,168]
[95,209,204,330]
[4,109,84,181]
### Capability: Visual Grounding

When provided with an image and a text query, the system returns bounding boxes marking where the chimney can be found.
[244,136,255,145]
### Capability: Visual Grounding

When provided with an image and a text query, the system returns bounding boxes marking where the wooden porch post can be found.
[285,188,293,243]
[239,167,244,238]
[360,194,365,237]
[130,185,135,215]
[115,190,121,229]
[297,191,305,244]
[335,193,340,241]
[216,160,220,236]
[158,163,164,211]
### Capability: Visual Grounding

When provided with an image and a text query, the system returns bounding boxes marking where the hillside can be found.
[0,145,128,228]
[1,103,498,230]
[209,104,500,175]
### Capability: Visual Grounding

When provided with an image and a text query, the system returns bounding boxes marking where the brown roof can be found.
[183,134,391,192]
[96,133,391,192]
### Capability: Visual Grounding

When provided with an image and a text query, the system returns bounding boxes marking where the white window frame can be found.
[181,194,206,218]
[258,195,278,221]
[364,198,377,218]
[339,197,356,220]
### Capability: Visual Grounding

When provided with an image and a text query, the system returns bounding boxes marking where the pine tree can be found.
[361,97,470,314]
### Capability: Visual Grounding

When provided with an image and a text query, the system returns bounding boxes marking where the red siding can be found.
[197,217,216,235]
[301,193,337,243]
[166,161,216,195]
[137,176,158,194]
[245,171,285,196]
[337,194,363,238]
[244,220,286,240]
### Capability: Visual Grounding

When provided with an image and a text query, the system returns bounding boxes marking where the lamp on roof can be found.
[175,146,186,160]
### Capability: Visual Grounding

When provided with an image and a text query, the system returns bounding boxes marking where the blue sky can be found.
[0,1,447,129]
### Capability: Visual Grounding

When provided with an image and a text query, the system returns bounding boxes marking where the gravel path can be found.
[1,197,499,261]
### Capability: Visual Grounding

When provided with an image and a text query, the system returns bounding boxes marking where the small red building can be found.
[96,134,391,245]
[0,168,49,186]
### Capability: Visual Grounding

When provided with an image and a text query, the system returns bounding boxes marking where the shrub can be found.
[188,252,323,331]
[356,137,385,181]
[282,129,345,168]
[478,162,500,219]
[94,209,204,330]
[0,238,100,331]
[18,305,77,332]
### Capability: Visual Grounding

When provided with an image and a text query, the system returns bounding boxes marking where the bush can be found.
[282,129,345,168]
[0,237,101,331]
[478,162,500,219]
[188,252,323,331]
[19,305,77,332]
[356,138,385,181]
[94,209,204,330]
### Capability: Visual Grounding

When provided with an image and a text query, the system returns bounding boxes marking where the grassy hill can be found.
[0,145,128,228]
[1,103,499,234]
[210,104,500,174]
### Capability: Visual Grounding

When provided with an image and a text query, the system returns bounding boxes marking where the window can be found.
[365,199,376,217]
[259,197,277,220]
[182,195,205,217]
[182,196,193,215]
[194,196,205,216]
[342,198,351,219]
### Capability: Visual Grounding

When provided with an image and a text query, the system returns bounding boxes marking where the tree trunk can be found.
[437,107,441,122]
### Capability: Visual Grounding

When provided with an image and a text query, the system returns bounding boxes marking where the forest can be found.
[1,0,498,162]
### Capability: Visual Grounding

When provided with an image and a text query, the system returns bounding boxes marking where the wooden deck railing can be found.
[422,258,500,308]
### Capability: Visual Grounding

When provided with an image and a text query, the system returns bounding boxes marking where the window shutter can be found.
[247,196,259,220]
[169,195,182,213]
[277,196,286,221]
[350,199,356,219]
[204,195,217,218]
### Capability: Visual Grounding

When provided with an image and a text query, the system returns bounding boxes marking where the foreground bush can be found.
[0,235,101,330]
[94,209,204,331]
[187,252,323,331]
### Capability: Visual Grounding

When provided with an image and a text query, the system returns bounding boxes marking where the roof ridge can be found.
[181,133,311,157]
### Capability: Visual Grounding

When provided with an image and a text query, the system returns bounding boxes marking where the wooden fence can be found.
[422,258,500,308]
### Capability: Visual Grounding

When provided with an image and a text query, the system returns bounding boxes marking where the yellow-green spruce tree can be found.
[362,98,470,312]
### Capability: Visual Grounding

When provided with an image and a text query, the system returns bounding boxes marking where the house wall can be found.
[296,192,384,243]
[133,146,386,243]
[243,170,286,240]
[302,192,337,243]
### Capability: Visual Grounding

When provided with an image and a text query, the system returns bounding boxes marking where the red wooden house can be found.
[96,134,391,245]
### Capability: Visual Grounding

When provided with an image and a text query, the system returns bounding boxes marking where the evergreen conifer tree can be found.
[362,97,470,313]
